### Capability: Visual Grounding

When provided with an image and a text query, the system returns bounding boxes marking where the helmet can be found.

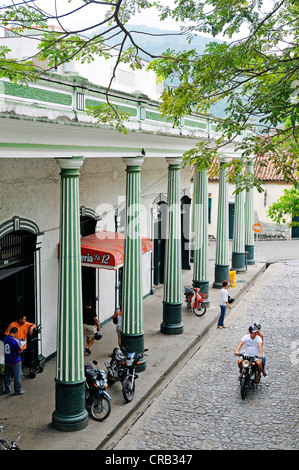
[249,325,258,333]
[94,331,102,340]
[254,323,261,329]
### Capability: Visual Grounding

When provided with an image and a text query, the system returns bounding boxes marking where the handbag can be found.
[228,295,235,304]
[113,316,118,324]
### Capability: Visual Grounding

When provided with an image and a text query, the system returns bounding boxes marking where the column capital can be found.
[56,156,84,170]
[123,156,144,168]
[165,156,183,167]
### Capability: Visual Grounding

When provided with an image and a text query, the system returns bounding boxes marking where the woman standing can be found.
[217,280,231,329]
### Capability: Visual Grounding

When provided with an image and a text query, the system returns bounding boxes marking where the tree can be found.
[149,0,299,189]
[267,182,299,227]
[0,0,298,192]
[0,0,173,130]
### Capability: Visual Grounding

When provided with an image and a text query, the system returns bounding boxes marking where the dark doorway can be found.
[80,216,97,306]
[0,231,36,366]
[154,202,167,286]
[292,216,299,239]
[229,203,235,239]
[181,195,191,270]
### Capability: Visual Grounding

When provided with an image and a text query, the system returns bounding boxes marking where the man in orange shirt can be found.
[4,315,36,363]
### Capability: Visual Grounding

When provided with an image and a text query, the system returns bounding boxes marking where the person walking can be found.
[2,327,25,395]
[217,280,231,329]
[83,299,100,354]
[112,310,122,348]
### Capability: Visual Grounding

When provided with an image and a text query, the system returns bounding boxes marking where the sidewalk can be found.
[0,256,266,450]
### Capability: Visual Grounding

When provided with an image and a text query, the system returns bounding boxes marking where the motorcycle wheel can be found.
[122,375,135,403]
[193,302,207,317]
[240,376,248,400]
[90,396,111,421]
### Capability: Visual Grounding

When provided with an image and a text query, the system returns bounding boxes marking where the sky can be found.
[0,0,275,39]
[0,0,181,36]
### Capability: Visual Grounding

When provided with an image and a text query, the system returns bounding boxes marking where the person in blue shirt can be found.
[2,327,25,395]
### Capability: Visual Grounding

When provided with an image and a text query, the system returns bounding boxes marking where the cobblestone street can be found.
[113,261,299,451]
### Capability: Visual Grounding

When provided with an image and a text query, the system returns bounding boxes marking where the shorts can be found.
[83,324,96,338]
[116,325,121,335]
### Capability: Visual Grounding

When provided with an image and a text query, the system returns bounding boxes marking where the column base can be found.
[160,301,183,335]
[121,333,146,371]
[245,244,255,265]
[231,252,247,272]
[52,380,88,432]
[192,280,210,306]
[213,264,230,289]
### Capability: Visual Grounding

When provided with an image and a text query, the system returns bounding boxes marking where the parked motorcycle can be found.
[184,285,207,316]
[85,360,112,421]
[0,426,20,450]
[105,347,127,385]
[105,347,148,403]
[121,348,148,403]
[238,354,259,400]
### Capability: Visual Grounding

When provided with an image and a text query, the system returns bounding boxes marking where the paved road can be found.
[113,261,299,451]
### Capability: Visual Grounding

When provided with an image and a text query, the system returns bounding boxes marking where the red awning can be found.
[80,231,153,270]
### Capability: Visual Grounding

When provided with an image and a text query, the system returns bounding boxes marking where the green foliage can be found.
[267,183,299,226]
[150,0,299,186]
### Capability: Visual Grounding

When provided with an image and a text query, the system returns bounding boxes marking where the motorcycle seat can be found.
[185,286,194,295]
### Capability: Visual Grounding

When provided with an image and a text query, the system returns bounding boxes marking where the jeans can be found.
[4,362,22,395]
[217,305,227,327]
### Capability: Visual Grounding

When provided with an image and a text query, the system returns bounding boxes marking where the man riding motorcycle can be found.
[235,325,263,383]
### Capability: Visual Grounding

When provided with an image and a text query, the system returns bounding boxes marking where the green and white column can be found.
[122,156,146,370]
[192,166,209,304]
[161,157,183,335]
[52,156,88,432]
[245,160,255,265]
[213,160,230,288]
[231,166,246,272]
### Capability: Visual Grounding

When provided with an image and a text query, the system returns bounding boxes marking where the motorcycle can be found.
[184,285,207,317]
[105,347,127,385]
[121,348,148,403]
[0,426,20,450]
[105,347,147,403]
[85,360,112,421]
[238,354,259,400]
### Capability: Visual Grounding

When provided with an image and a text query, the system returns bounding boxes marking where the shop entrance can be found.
[0,230,36,367]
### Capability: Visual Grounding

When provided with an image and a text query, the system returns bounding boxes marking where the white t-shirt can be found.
[219,288,229,306]
[241,333,262,356]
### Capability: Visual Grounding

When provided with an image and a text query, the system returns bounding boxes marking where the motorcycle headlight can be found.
[242,360,250,368]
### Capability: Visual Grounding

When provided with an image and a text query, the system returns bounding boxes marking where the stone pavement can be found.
[0,251,266,450]
[113,260,299,451]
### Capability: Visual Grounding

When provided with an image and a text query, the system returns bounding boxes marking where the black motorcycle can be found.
[85,360,112,421]
[121,348,148,402]
[0,426,20,450]
[105,347,127,385]
[105,347,147,403]
[238,354,259,400]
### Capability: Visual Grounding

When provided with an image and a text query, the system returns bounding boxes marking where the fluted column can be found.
[192,166,209,304]
[161,157,183,335]
[245,160,255,265]
[231,166,246,272]
[122,156,146,370]
[213,160,230,288]
[52,156,88,432]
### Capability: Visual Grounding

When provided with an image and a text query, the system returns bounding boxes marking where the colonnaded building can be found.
[0,27,293,430]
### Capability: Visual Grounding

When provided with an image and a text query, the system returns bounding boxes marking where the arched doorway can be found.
[0,216,40,367]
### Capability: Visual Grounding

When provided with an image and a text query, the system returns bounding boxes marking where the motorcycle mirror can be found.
[93,360,98,366]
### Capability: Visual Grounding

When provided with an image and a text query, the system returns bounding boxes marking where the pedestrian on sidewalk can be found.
[217,280,231,329]
[112,310,122,348]
[2,327,25,395]
[83,299,101,354]
[4,315,36,364]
